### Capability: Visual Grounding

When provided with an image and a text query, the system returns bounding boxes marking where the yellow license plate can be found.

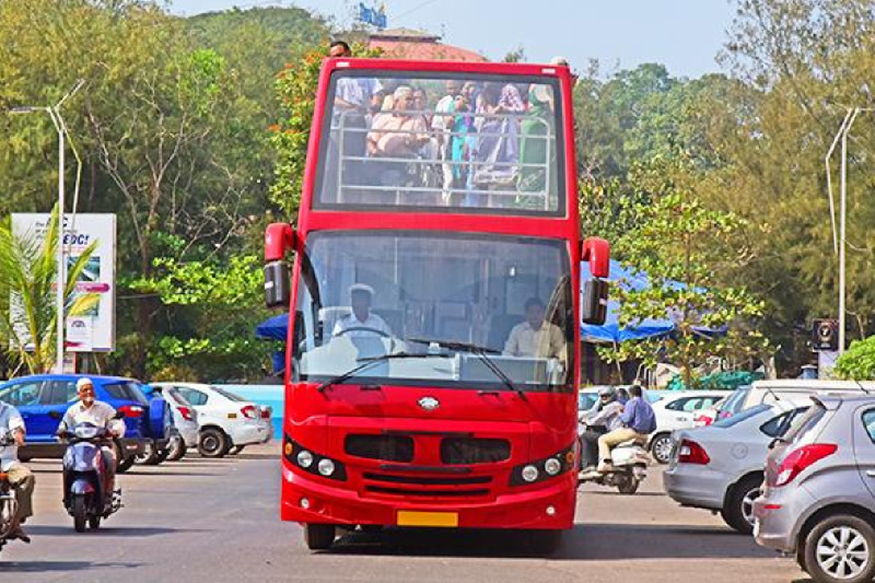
[396,511,459,528]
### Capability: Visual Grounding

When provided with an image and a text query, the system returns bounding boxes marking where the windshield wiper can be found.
[316,351,447,393]
[407,337,525,400]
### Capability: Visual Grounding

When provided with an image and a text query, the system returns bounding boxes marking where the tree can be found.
[0,206,98,374]
[835,335,875,380]
[598,155,771,386]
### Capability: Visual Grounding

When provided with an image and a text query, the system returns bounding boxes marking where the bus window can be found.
[315,71,564,216]
[295,230,574,392]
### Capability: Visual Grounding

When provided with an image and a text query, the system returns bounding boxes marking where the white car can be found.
[663,399,810,533]
[152,383,271,458]
[160,385,200,460]
[647,390,727,464]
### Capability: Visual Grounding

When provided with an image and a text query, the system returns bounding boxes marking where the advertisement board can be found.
[11,213,116,352]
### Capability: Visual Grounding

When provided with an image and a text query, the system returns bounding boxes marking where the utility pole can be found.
[9,79,85,372]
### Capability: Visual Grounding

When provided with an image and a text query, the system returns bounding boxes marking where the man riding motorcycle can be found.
[57,378,126,486]
[579,386,624,474]
[596,384,656,473]
[0,399,34,543]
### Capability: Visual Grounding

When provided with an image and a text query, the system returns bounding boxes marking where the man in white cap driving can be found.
[332,283,392,338]
[58,378,126,482]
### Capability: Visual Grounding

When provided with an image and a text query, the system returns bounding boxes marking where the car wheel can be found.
[304,523,336,550]
[116,456,136,473]
[198,428,229,458]
[148,445,171,465]
[720,475,761,534]
[166,436,187,461]
[804,514,875,583]
[135,442,159,465]
[649,433,673,465]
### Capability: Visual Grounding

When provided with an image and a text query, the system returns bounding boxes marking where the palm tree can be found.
[0,205,99,373]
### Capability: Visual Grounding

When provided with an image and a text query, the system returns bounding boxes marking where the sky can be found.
[169,0,737,79]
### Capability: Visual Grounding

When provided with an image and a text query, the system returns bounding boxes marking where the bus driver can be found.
[503,297,565,359]
[332,284,392,338]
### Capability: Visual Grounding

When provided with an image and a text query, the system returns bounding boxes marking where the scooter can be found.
[0,434,20,552]
[60,421,123,532]
[577,426,651,494]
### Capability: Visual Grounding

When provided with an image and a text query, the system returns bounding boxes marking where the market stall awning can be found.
[255,312,288,341]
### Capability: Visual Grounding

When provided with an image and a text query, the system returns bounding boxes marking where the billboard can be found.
[11,213,116,352]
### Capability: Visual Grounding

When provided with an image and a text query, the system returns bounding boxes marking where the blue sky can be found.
[169,0,736,79]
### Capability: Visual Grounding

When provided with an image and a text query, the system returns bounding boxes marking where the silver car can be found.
[754,394,875,583]
[663,398,809,533]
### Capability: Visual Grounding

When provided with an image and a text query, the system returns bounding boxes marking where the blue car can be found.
[0,374,171,471]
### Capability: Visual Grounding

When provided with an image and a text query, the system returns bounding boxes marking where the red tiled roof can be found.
[368,38,487,63]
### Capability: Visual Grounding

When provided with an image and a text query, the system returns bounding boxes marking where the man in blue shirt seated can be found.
[596,385,656,473]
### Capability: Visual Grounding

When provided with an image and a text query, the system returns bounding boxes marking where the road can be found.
[0,445,807,583]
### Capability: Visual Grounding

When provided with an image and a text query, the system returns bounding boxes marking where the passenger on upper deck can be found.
[503,297,565,359]
[367,86,429,159]
[332,284,393,339]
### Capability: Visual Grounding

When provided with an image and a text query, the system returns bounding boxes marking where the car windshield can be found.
[209,386,246,402]
[720,386,750,415]
[295,230,574,392]
[315,70,565,216]
[713,403,770,428]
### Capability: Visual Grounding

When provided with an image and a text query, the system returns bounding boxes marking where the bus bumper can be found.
[280,465,576,529]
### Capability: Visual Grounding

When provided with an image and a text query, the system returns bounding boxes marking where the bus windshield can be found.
[294,231,574,392]
[315,70,564,215]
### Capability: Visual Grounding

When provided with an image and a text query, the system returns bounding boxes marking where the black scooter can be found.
[60,420,123,532]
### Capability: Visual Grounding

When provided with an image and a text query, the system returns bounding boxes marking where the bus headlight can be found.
[544,458,562,476]
[297,450,314,468]
[318,458,336,476]
[521,465,539,482]
[283,434,347,481]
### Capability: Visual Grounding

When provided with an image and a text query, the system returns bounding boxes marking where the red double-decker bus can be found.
[264,57,609,552]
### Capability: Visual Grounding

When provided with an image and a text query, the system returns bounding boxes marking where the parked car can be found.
[0,374,170,472]
[664,398,811,533]
[144,384,199,461]
[151,383,271,458]
[755,393,875,583]
[648,390,727,464]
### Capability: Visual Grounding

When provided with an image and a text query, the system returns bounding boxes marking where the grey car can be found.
[663,398,810,533]
[754,394,875,583]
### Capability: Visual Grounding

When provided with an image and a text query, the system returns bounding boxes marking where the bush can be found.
[834,336,875,380]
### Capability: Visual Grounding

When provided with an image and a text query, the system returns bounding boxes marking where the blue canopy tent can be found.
[255,312,288,341]
[580,260,721,344]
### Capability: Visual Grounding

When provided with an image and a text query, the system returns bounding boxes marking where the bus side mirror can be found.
[582,278,609,325]
[581,237,610,278]
[264,223,296,309]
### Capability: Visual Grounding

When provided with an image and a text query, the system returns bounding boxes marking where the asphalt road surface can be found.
[0,445,807,583]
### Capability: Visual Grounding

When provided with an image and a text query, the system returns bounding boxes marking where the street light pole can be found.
[8,79,84,373]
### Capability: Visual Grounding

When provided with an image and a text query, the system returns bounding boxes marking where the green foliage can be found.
[270,43,381,218]
[835,336,875,380]
[597,155,771,384]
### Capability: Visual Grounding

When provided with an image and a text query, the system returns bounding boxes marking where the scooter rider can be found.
[579,387,624,473]
[597,384,656,473]
[0,399,33,543]
[57,378,126,485]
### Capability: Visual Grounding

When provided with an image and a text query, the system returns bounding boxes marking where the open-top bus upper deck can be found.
[298,58,580,236]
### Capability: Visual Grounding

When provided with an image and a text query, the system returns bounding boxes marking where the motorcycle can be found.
[60,421,123,532]
[0,435,20,552]
[577,425,651,495]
